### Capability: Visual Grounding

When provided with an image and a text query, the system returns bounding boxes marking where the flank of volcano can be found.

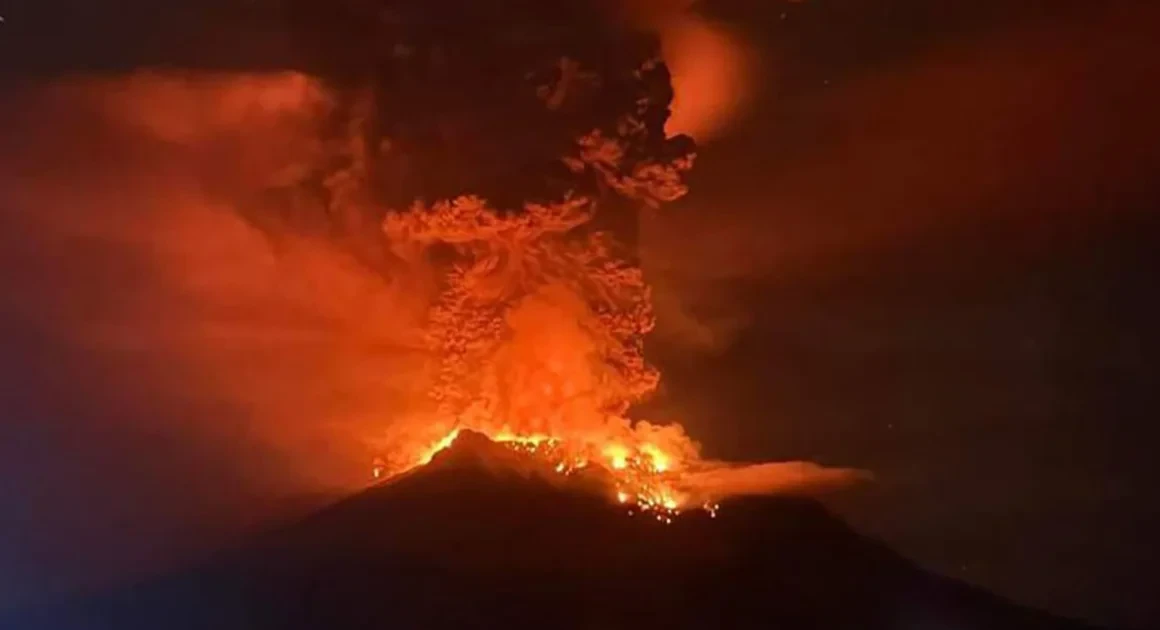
[9,432,1102,630]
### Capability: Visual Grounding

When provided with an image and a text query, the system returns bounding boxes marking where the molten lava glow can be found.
[410,426,690,518]
[603,444,631,470]
[418,429,463,466]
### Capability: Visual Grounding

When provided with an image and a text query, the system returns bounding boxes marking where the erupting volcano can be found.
[1,0,1152,627]
[273,1,860,517]
[8,428,1100,630]
[370,157,779,517]
[0,3,1134,629]
[374,166,707,517]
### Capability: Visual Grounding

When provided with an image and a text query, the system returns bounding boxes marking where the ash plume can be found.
[0,72,430,605]
[0,0,856,606]
[271,0,865,510]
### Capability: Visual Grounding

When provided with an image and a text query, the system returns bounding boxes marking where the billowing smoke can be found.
[0,73,434,604]
[0,0,831,605]
[0,72,431,486]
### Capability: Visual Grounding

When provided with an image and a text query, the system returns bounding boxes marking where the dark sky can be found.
[645,1,1160,626]
[2,0,1158,627]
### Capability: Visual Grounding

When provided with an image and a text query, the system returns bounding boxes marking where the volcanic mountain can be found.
[11,431,1101,630]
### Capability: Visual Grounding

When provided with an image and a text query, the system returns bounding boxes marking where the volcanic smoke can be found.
[280,3,866,516]
[0,1,864,528]
[363,107,864,514]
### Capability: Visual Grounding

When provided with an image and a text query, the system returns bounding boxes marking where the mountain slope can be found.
[10,432,1102,629]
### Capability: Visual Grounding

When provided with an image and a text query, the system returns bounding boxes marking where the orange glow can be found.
[370,195,868,512]
[603,444,631,470]
[401,425,693,514]
[0,68,865,529]
[641,443,670,472]
[417,429,463,466]
[659,15,754,141]
[355,62,866,513]
[299,49,863,514]
[367,181,705,514]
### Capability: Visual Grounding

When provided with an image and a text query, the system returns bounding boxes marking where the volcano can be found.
[10,431,1100,630]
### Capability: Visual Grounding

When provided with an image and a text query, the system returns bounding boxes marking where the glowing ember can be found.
[417,429,463,466]
[406,426,692,515]
[603,444,631,471]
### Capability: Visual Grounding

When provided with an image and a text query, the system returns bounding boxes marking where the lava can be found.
[410,428,687,520]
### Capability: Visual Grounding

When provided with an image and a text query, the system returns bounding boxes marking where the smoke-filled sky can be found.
[0,71,428,599]
[1,0,1158,626]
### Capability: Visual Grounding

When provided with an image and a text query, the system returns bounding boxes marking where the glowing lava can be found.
[408,427,689,521]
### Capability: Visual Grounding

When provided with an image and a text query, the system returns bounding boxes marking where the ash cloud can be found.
[0,1,672,602]
[0,0,820,606]
[0,1,663,602]
[0,73,433,605]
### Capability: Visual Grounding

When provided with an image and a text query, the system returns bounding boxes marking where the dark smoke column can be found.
[279,0,694,247]
[272,1,701,469]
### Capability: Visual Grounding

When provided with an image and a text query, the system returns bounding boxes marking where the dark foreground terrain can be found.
[8,433,1102,629]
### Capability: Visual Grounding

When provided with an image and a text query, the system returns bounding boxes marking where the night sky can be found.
[641,3,1159,626]
[2,1,1158,627]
